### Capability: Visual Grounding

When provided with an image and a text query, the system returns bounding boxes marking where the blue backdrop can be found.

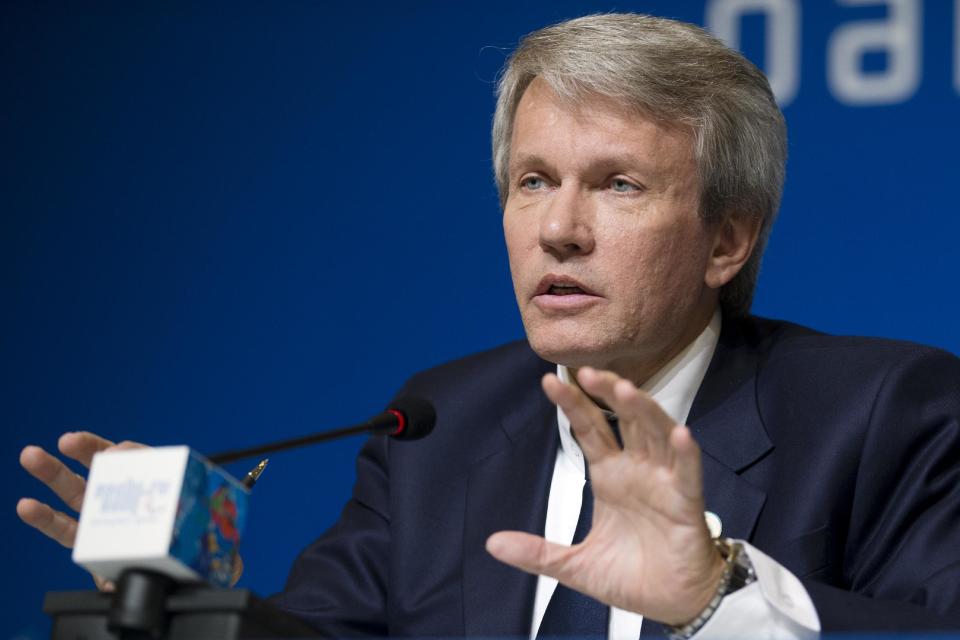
[3,1,958,637]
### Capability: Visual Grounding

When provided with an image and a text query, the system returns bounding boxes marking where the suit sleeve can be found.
[699,346,960,636]
[268,431,392,636]
[805,347,960,630]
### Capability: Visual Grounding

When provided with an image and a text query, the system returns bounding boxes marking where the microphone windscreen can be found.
[389,397,436,441]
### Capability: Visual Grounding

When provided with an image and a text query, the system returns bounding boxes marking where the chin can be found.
[525,328,618,369]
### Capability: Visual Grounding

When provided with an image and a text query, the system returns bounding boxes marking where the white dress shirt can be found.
[528,310,821,639]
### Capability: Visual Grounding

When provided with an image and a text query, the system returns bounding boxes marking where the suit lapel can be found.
[686,316,772,541]
[462,375,559,637]
[642,319,772,640]
[458,318,772,635]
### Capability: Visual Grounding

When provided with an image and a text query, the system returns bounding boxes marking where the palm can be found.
[486,368,722,626]
[579,450,714,614]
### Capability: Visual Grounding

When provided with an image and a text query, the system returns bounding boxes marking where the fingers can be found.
[231,554,244,587]
[19,432,149,587]
[576,368,675,462]
[670,425,704,499]
[16,497,79,548]
[94,576,116,592]
[545,366,703,497]
[19,433,145,531]
[20,445,88,512]
[58,431,117,468]
[542,373,618,462]
[113,440,147,452]
[18,492,116,588]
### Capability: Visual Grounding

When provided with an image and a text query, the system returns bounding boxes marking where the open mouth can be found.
[532,276,600,310]
[546,283,587,296]
[535,275,597,297]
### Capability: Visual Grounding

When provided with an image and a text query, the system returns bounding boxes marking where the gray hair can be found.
[492,13,787,317]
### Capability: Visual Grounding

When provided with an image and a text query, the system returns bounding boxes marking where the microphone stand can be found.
[44,576,319,639]
[107,569,175,638]
[45,400,433,638]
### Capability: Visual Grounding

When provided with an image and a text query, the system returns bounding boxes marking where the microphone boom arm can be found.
[208,411,402,465]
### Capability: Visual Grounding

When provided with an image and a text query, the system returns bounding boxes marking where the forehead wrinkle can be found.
[508,152,551,178]
[528,77,691,147]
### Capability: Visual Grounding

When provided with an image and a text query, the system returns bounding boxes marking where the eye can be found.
[520,175,546,191]
[610,177,641,193]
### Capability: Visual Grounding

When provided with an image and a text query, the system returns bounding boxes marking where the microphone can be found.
[72,398,436,590]
[67,399,436,637]
[207,396,437,465]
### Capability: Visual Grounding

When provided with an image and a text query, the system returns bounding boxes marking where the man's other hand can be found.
[17,432,144,590]
[485,367,725,627]
[19,431,246,589]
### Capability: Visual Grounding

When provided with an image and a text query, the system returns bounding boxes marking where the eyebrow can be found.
[509,151,660,179]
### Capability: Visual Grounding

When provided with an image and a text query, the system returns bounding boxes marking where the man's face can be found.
[503,79,721,382]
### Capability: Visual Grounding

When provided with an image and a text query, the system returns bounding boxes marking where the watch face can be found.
[727,542,757,592]
[668,539,759,640]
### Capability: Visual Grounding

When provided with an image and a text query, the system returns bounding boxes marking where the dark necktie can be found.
[536,415,620,639]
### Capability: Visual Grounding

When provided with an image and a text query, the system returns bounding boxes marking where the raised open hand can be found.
[485,367,724,626]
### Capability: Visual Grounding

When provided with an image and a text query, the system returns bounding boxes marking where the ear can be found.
[704,214,762,290]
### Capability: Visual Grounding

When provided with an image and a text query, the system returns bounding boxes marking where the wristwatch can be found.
[667,538,757,639]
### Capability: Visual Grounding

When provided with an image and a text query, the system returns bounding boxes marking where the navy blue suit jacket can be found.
[272,316,960,635]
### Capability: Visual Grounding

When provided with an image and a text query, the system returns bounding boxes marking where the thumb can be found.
[486,530,572,579]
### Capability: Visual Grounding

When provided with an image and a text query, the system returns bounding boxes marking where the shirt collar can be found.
[556,309,722,475]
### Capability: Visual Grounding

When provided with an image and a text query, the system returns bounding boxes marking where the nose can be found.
[538,185,595,259]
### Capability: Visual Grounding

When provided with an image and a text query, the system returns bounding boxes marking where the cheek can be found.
[503,219,530,291]
[603,224,709,308]
[503,212,538,260]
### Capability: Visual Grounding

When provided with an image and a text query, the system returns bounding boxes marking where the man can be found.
[18,13,960,638]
